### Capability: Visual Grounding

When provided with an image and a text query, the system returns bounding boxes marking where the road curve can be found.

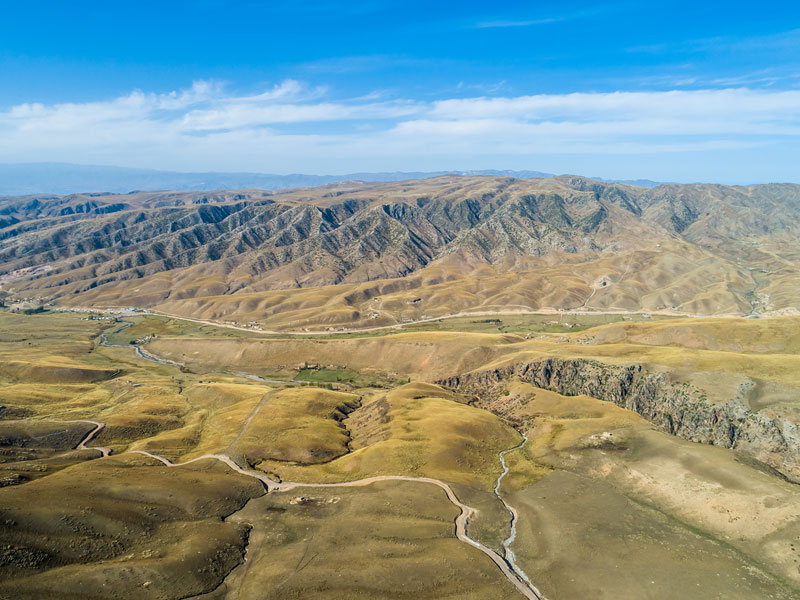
[67,419,111,457]
[65,417,546,599]
[81,316,549,595]
[277,475,545,599]
[130,450,283,491]
[123,452,544,598]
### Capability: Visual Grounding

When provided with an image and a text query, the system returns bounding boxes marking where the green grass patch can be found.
[293,366,383,387]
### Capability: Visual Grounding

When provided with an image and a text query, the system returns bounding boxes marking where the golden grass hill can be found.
[1,175,800,600]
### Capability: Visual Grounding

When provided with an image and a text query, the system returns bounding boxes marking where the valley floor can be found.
[0,310,798,599]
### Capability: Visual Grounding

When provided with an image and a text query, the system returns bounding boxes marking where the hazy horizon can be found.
[2,2,799,183]
[2,161,798,196]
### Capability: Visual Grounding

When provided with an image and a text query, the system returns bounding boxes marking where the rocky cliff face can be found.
[439,358,800,483]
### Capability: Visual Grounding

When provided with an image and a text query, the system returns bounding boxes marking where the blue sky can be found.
[1,0,799,182]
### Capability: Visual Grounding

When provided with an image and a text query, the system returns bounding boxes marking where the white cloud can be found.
[429,89,800,124]
[0,81,799,176]
[473,5,627,29]
[180,99,420,131]
[475,17,562,28]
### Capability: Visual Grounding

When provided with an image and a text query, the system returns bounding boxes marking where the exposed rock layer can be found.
[439,358,800,483]
[3,176,800,314]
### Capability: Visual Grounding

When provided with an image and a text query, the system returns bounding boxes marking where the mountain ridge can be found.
[1,175,799,327]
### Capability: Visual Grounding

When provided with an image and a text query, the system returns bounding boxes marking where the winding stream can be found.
[98,321,134,347]
[70,419,545,599]
[90,320,545,598]
[99,321,296,382]
[99,321,186,367]
[493,436,536,589]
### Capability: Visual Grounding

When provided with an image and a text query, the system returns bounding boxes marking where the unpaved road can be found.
[130,450,282,491]
[87,320,546,596]
[226,389,279,460]
[79,305,723,340]
[146,307,706,336]
[67,419,111,457]
[72,421,545,599]
[277,475,545,600]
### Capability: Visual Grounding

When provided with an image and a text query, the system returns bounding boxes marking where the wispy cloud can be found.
[456,80,508,94]
[299,54,432,74]
[474,5,625,29]
[710,70,800,87]
[628,27,800,55]
[1,81,799,173]
[475,17,562,29]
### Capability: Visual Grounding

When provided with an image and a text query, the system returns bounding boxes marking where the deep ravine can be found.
[91,322,546,598]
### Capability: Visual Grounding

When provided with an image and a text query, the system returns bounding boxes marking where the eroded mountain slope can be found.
[2,176,799,324]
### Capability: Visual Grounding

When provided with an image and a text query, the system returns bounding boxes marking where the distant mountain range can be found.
[0,163,664,195]
[2,175,799,324]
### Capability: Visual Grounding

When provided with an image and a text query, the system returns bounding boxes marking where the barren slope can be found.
[2,176,799,325]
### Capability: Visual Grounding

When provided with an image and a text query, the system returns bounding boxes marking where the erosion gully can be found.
[87,321,545,599]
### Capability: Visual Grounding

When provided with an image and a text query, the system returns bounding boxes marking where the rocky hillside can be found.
[439,358,800,483]
[1,176,799,317]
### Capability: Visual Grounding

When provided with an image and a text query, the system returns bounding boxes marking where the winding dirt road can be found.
[277,475,545,600]
[85,321,547,596]
[72,422,545,599]
[68,419,111,457]
[130,450,283,491]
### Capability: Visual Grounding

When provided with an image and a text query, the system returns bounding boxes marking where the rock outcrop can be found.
[439,358,800,483]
